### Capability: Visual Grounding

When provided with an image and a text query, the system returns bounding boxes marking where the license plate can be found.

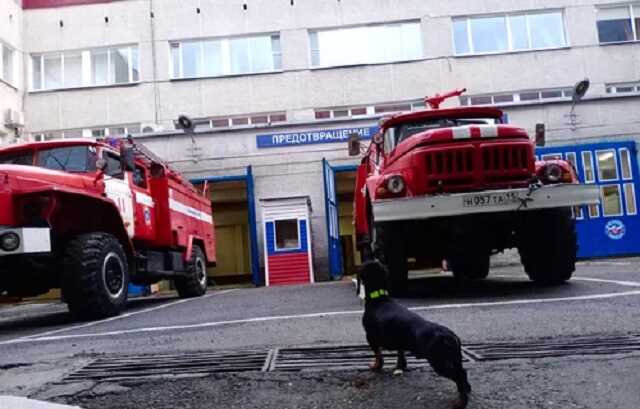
[463,192,521,208]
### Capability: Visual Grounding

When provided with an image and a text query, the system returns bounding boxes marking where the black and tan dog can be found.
[360,260,471,409]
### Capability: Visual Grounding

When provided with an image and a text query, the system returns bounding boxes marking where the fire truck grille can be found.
[425,145,531,187]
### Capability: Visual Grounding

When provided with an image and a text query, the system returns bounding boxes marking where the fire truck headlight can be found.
[387,175,406,194]
[0,232,20,252]
[543,164,563,183]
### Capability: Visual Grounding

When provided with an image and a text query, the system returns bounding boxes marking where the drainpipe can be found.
[149,0,160,125]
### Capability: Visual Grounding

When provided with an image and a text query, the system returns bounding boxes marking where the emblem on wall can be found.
[604,220,626,240]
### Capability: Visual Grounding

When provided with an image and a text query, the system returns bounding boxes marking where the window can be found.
[309,21,422,68]
[1,43,15,84]
[37,146,97,173]
[454,11,566,55]
[198,112,286,129]
[542,154,562,161]
[597,5,640,43]
[460,88,572,106]
[606,81,640,94]
[133,165,147,188]
[170,34,281,79]
[275,219,300,250]
[32,45,139,91]
[596,150,618,181]
[581,151,596,183]
[624,183,637,215]
[619,149,633,180]
[103,151,124,179]
[601,185,623,216]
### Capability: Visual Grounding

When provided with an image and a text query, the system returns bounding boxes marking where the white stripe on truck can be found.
[169,198,213,224]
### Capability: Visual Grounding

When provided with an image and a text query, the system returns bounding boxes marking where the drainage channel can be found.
[464,333,640,361]
[272,345,470,372]
[63,334,640,382]
[64,349,269,383]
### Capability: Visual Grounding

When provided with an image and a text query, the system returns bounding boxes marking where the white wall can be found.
[0,0,24,144]
[16,0,639,144]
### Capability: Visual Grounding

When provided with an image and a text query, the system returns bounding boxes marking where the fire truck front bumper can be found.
[0,228,52,256]
[373,184,601,222]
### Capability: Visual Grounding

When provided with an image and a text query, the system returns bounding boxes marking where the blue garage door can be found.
[323,159,343,279]
[537,141,640,258]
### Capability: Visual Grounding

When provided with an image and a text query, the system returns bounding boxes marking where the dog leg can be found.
[368,347,384,372]
[393,350,407,376]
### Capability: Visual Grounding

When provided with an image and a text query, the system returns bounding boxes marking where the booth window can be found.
[275,219,300,250]
[624,183,637,215]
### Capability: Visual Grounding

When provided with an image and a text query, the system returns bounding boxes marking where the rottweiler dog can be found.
[360,260,471,409]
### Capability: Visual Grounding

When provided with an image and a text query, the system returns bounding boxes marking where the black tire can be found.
[63,233,129,319]
[374,222,408,296]
[175,245,208,298]
[449,251,490,281]
[518,208,577,285]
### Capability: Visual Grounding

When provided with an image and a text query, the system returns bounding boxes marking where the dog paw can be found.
[450,396,468,409]
[392,369,404,376]
[368,361,383,372]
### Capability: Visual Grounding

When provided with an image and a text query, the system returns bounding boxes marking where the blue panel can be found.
[257,126,379,149]
[267,220,309,256]
[537,141,640,258]
[246,167,262,286]
[323,159,343,279]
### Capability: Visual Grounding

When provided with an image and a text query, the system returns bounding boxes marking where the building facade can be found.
[1,0,639,284]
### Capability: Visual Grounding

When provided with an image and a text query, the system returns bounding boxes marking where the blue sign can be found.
[605,220,626,240]
[257,126,379,149]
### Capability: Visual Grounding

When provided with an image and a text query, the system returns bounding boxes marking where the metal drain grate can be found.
[272,344,470,372]
[63,334,640,382]
[464,334,640,361]
[63,349,269,382]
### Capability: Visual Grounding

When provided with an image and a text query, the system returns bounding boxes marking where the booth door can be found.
[265,218,312,286]
[537,141,640,258]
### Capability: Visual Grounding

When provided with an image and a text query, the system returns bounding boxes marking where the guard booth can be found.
[261,197,314,286]
[537,141,640,258]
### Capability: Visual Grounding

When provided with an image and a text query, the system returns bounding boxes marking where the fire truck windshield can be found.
[0,146,98,173]
[395,118,496,144]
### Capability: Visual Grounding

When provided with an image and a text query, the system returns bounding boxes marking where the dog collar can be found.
[368,289,389,299]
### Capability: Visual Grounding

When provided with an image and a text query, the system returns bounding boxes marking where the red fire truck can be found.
[0,137,215,319]
[350,90,600,295]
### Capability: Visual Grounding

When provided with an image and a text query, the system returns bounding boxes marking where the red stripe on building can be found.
[267,252,311,286]
[23,0,112,9]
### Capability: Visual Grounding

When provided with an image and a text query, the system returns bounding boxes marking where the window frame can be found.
[600,184,624,217]
[595,149,620,182]
[619,148,634,180]
[0,42,16,86]
[274,218,302,251]
[31,44,140,92]
[596,4,640,45]
[623,183,638,216]
[453,10,568,56]
[169,33,282,80]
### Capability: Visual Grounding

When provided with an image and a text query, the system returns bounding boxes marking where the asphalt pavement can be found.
[1,259,640,408]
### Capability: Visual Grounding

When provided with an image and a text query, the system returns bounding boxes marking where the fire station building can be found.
[1,0,640,286]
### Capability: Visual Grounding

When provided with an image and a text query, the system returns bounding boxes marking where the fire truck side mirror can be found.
[535,123,546,147]
[120,146,136,172]
[348,133,361,156]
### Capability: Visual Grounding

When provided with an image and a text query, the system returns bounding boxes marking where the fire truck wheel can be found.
[519,208,577,285]
[449,250,490,281]
[175,245,208,298]
[63,233,129,320]
[376,222,409,297]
